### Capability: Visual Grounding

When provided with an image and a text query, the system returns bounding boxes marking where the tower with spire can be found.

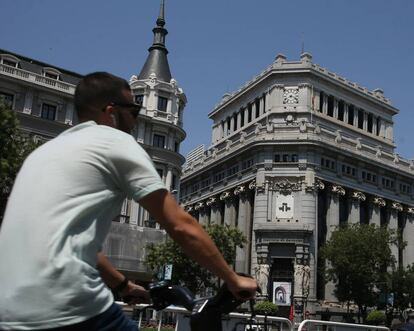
[103,0,187,281]
[128,0,186,206]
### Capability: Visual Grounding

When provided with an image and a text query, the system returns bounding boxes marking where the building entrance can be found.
[270,258,294,317]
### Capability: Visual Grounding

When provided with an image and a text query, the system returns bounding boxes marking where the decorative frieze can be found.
[373,197,386,208]
[269,178,302,194]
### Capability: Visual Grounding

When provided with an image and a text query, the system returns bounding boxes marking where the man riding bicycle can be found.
[0,72,257,330]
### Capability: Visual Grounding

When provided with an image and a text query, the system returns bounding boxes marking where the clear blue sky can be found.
[1,0,414,159]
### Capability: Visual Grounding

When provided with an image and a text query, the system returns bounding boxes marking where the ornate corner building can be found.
[0,1,186,282]
[180,52,414,315]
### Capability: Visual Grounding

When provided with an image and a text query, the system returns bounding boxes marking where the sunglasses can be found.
[105,101,142,117]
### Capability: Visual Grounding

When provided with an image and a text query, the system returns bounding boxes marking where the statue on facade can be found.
[255,264,270,294]
[294,263,304,296]
[302,264,311,297]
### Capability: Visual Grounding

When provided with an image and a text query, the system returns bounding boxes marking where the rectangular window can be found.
[291,154,298,162]
[255,99,260,118]
[367,113,373,133]
[338,101,344,121]
[327,96,334,117]
[358,109,364,129]
[153,134,165,148]
[348,105,354,125]
[248,103,252,122]
[157,96,168,112]
[282,154,289,162]
[240,109,245,127]
[262,94,266,113]
[3,59,17,67]
[275,155,281,162]
[135,94,144,105]
[41,103,57,121]
[174,141,179,153]
[319,91,324,112]
[0,92,14,109]
[172,175,177,190]
[45,72,58,80]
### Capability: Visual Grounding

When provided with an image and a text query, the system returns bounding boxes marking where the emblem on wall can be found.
[275,194,294,219]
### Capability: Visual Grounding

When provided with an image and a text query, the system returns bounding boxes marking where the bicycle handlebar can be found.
[139,276,260,331]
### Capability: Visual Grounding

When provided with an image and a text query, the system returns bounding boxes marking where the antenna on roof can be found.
[301,32,305,54]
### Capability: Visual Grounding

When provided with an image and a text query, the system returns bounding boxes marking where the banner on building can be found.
[273,282,292,306]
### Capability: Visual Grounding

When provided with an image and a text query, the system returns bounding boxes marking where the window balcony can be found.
[0,63,76,95]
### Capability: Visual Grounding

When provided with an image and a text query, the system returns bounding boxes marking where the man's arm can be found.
[139,189,257,299]
[97,252,150,304]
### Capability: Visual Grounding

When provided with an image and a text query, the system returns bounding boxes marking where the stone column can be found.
[344,103,349,123]
[348,191,366,224]
[327,185,345,240]
[195,202,207,225]
[234,185,251,273]
[354,109,359,127]
[165,166,173,191]
[259,97,264,116]
[207,197,221,225]
[221,191,236,226]
[325,185,345,302]
[252,102,257,120]
[244,107,249,126]
[363,112,368,131]
[403,209,414,267]
[230,117,235,134]
[237,111,242,129]
[371,197,385,226]
[23,90,33,114]
[373,115,378,135]
[128,200,139,225]
[333,98,339,119]
[65,103,74,125]
[389,203,402,266]
[322,94,328,115]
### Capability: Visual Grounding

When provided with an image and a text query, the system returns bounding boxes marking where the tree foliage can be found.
[320,224,398,317]
[0,99,41,220]
[145,223,246,293]
[254,300,278,315]
[387,264,414,312]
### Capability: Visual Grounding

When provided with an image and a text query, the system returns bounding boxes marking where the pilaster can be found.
[403,209,414,267]
[348,191,366,224]
[389,203,402,266]
[371,197,386,226]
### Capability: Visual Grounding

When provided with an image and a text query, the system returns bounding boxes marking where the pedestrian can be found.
[0,72,257,330]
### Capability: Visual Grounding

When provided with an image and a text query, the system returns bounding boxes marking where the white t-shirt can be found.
[0,121,166,330]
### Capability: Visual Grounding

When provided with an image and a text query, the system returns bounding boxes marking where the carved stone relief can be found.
[352,191,366,202]
[331,185,346,196]
[373,197,386,208]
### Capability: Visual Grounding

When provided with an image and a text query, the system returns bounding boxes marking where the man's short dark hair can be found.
[74,72,131,118]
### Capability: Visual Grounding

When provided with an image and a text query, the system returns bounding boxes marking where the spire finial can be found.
[157,0,165,27]
[138,0,172,82]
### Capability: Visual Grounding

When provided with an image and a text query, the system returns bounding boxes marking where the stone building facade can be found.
[180,52,414,315]
[0,1,186,282]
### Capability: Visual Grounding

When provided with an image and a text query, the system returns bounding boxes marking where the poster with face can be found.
[273,282,291,306]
